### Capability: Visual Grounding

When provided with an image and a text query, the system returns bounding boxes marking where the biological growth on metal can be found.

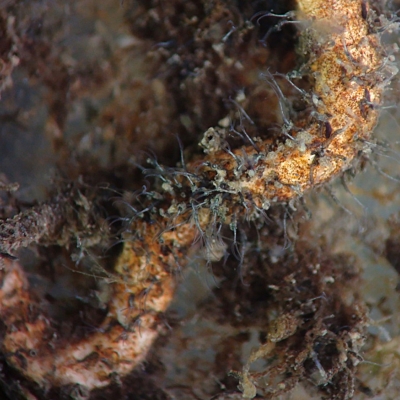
[0,0,398,398]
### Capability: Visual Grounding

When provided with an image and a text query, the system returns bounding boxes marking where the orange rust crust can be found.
[0,221,198,389]
[189,0,384,206]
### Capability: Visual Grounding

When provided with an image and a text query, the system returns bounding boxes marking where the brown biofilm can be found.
[125,0,297,155]
[122,216,369,400]
[235,226,368,399]
[0,0,397,399]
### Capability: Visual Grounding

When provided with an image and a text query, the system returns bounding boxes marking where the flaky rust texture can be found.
[0,0,392,394]
[189,0,386,207]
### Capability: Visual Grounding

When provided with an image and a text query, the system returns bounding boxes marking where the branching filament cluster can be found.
[0,0,396,398]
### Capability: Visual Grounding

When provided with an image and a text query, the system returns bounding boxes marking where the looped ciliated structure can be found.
[0,0,397,398]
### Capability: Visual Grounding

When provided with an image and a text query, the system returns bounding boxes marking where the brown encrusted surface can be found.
[0,0,399,399]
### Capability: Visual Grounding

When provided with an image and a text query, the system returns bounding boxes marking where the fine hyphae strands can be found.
[0,0,396,396]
